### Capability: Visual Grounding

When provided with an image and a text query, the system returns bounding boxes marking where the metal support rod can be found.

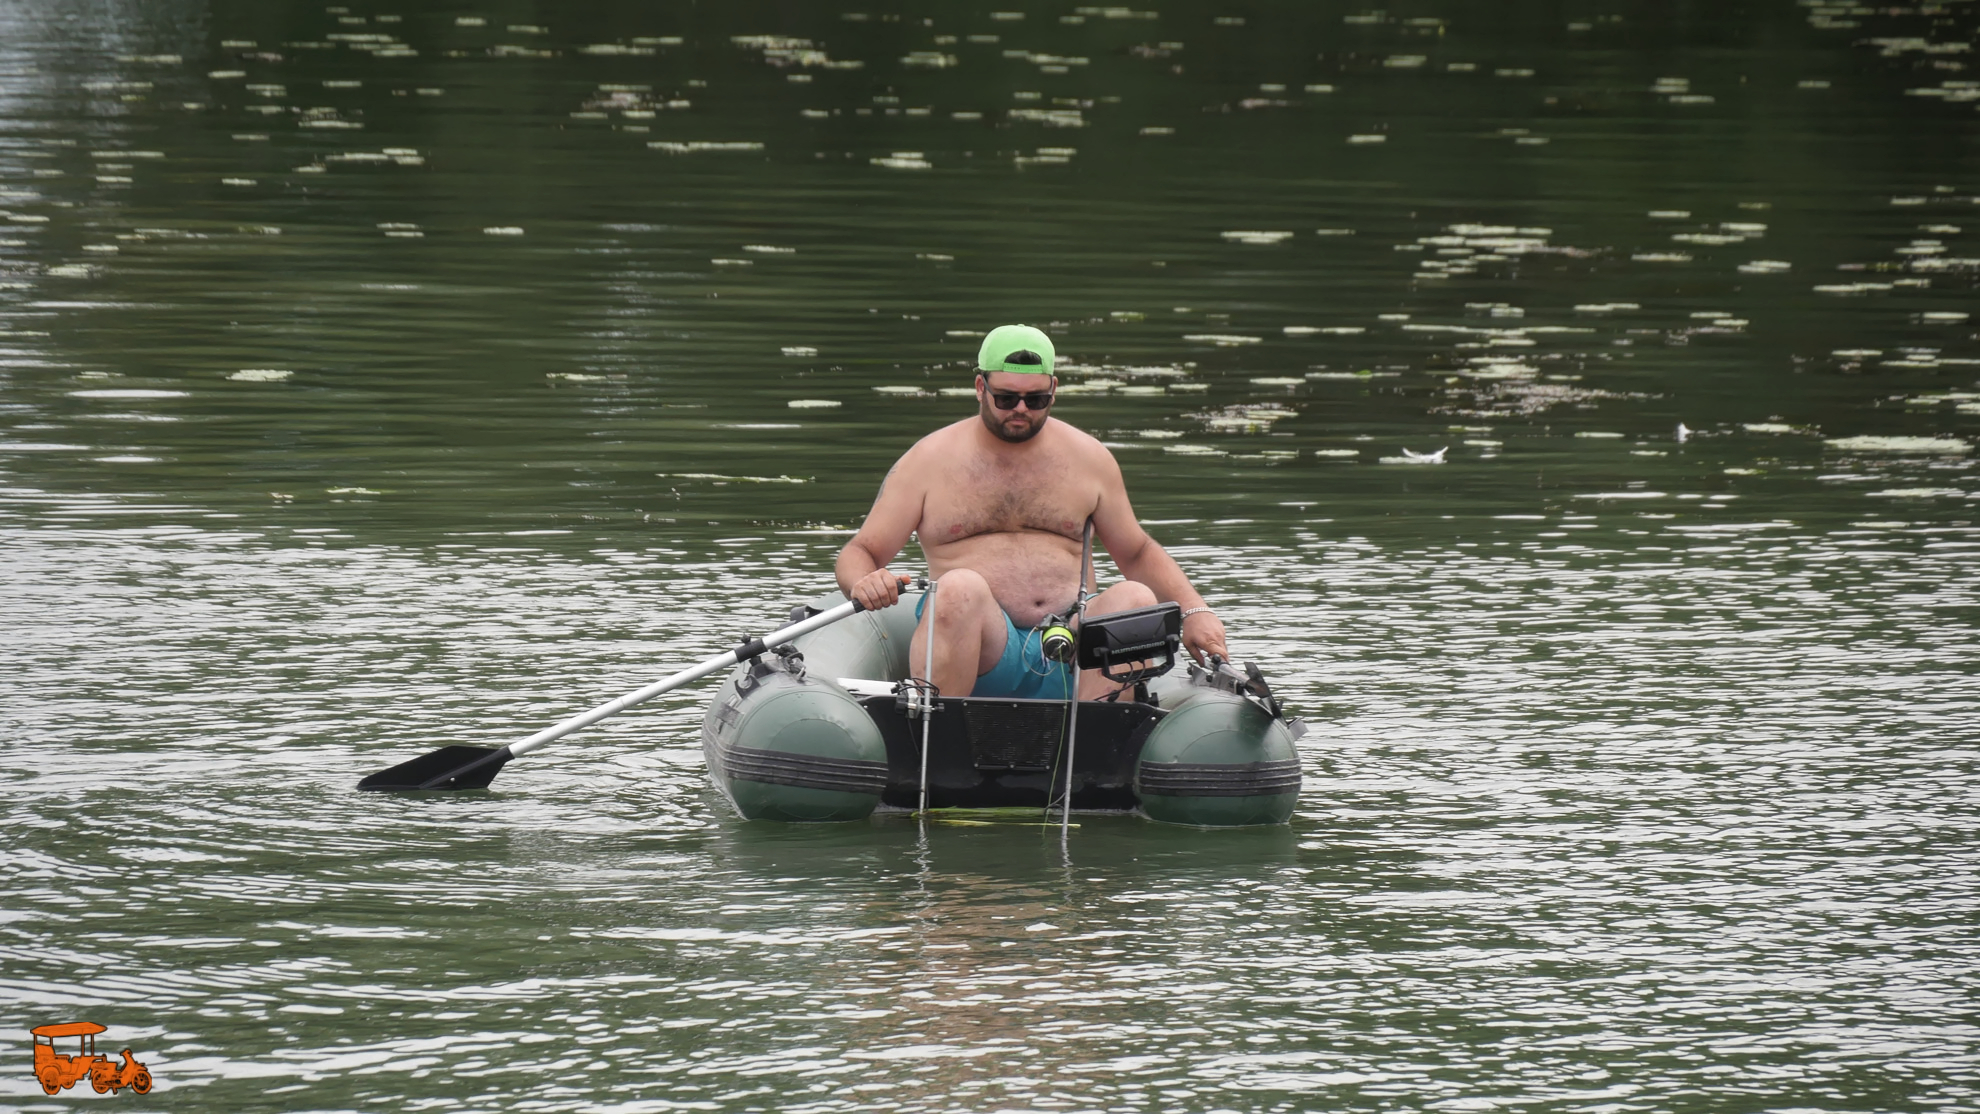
[918,577,937,816]
[1060,519,1095,840]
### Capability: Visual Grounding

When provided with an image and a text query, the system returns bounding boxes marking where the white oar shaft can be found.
[508,600,861,758]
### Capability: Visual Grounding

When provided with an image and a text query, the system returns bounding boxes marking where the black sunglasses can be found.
[982,384,1055,411]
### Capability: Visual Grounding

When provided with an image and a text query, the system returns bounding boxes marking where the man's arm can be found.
[1086,444,1231,664]
[835,451,926,611]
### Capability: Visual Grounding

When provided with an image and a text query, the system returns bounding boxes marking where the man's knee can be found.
[1088,579,1157,614]
[929,568,998,620]
[920,569,1008,685]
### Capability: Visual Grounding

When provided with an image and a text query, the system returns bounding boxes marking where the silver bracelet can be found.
[1180,606,1214,620]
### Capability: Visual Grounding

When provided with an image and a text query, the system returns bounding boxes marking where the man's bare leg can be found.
[908,568,1008,698]
[1075,580,1159,699]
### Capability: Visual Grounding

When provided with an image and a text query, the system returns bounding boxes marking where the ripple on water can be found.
[2,515,1977,1109]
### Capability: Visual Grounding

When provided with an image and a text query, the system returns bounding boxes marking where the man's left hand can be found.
[1182,609,1229,666]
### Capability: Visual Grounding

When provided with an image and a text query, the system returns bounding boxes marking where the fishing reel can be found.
[1040,615,1078,664]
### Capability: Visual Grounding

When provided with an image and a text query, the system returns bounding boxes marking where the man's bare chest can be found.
[920,460,1096,543]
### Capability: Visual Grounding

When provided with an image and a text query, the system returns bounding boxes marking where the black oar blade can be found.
[357,745,513,792]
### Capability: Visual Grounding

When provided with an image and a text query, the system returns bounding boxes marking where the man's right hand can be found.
[849,568,906,611]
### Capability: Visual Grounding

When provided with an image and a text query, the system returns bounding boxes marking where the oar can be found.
[357,595,879,792]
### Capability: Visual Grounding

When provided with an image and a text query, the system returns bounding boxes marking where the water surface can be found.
[3,1,1977,1110]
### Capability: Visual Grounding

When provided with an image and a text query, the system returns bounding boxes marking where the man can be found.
[836,323,1229,700]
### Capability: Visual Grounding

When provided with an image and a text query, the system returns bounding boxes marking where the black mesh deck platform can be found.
[859,694,1163,811]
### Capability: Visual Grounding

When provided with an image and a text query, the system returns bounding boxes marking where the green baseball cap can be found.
[976,324,1056,377]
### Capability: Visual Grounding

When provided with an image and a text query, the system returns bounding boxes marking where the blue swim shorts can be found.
[915,595,1074,700]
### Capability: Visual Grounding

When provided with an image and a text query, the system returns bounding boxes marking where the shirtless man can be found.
[836,324,1230,700]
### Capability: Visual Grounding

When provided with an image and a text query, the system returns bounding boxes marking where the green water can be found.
[4,1,1977,1110]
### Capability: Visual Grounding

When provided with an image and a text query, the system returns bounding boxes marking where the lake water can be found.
[4,1,1978,1110]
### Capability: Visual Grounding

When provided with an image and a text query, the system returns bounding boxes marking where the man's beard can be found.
[980,401,1048,443]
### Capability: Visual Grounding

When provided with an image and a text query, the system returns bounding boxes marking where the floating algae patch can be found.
[1378,448,1447,464]
[1458,360,1538,380]
[1826,435,1970,454]
[1867,487,1971,498]
[663,473,808,483]
[1064,363,1190,380]
[649,141,765,154]
[1220,230,1294,245]
[1437,379,1648,419]
[1193,403,1298,432]
[1010,108,1085,128]
[70,389,189,399]
[1015,147,1077,166]
[1905,392,1980,410]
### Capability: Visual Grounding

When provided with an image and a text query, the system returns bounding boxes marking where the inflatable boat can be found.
[700,588,1305,826]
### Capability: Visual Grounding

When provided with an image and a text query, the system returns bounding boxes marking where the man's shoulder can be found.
[906,418,977,455]
[887,419,974,474]
[1046,418,1101,447]
[1045,419,1118,465]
